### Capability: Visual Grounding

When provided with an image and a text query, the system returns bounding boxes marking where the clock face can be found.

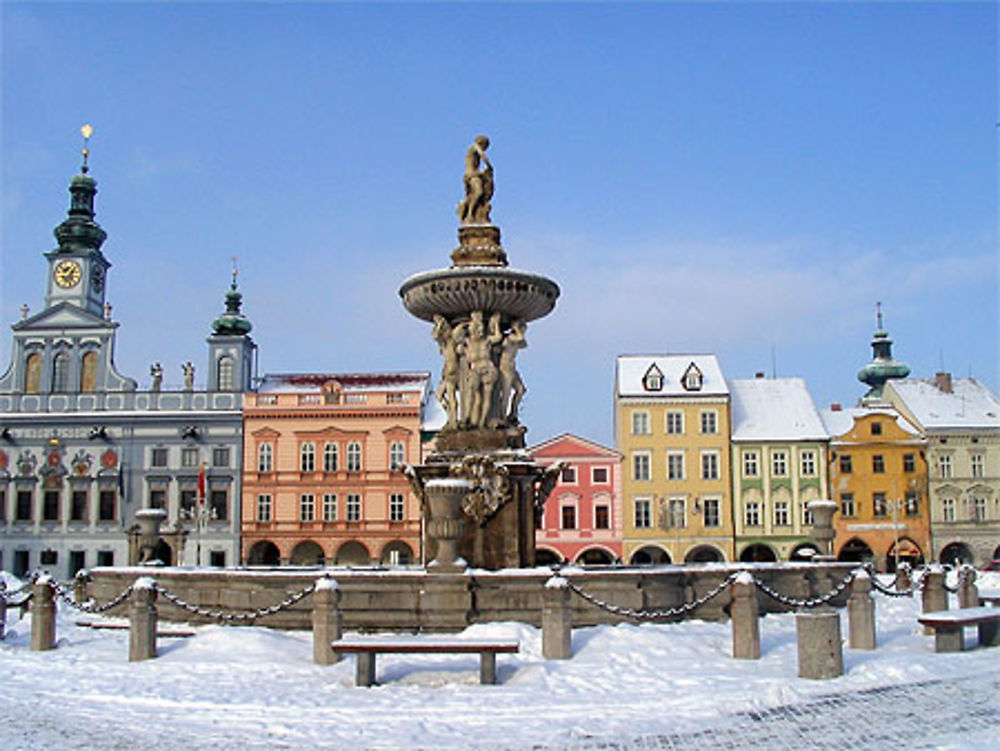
[91,264,105,292]
[54,260,82,288]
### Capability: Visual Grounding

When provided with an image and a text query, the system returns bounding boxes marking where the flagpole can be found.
[196,462,206,568]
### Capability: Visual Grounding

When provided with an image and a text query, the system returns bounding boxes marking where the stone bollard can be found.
[312,577,342,665]
[30,576,57,651]
[847,568,876,650]
[957,565,979,609]
[921,565,947,634]
[129,577,159,662]
[894,562,912,592]
[542,576,572,660]
[730,572,760,660]
[796,609,843,679]
[73,569,91,605]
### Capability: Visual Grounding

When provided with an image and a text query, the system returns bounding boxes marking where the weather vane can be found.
[80,124,93,173]
[231,255,239,287]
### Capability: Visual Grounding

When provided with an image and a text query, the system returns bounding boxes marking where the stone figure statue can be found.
[499,319,527,423]
[456,135,494,225]
[182,362,194,391]
[150,363,163,392]
[465,311,503,428]
[432,315,462,429]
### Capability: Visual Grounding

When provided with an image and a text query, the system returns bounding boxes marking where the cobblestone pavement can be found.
[556,670,1000,751]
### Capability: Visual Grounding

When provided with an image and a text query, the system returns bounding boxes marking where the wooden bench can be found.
[330,637,519,687]
[977,588,1000,607]
[917,607,1000,652]
[75,620,196,638]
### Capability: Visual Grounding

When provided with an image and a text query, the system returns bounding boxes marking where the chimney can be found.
[755,372,765,379]
[935,372,953,394]
[830,403,842,412]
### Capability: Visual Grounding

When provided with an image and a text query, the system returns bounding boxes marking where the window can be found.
[666,411,684,435]
[96,550,114,567]
[209,551,226,567]
[181,448,199,468]
[212,447,230,468]
[631,410,650,435]
[180,489,196,518]
[25,353,41,393]
[209,488,228,520]
[561,505,577,530]
[703,498,721,527]
[682,363,703,391]
[905,492,919,517]
[772,501,788,526]
[299,493,315,522]
[742,451,759,478]
[744,502,760,527]
[971,454,984,479]
[323,443,338,472]
[0,489,5,521]
[938,454,952,479]
[217,356,234,391]
[594,504,610,529]
[389,493,405,522]
[873,493,888,518]
[802,502,814,526]
[839,454,852,474]
[700,410,717,434]
[560,466,577,484]
[323,493,338,521]
[840,493,856,518]
[872,455,885,474]
[667,498,686,528]
[800,450,816,476]
[256,494,272,522]
[634,498,651,528]
[771,451,788,477]
[69,551,86,576]
[903,454,916,473]
[43,490,60,521]
[346,442,362,472]
[632,452,651,482]
[16,490,32,521]
[80,351,98,392]
[98,489,116,521]
[389,441,405,471]
[14,550,29,577]
[40,550,58,566]
[592,467,609,484]
[52,351,70,392]
[941,496,955,522]
[151,447,168,468]
[870,422,882,436]
[300,442,316,472]
[973,496,987,523]
[346,493,361,521]
[257,443,273,473]
[667,451,685,480]
[147,488,165,511]
[701,451,719,481]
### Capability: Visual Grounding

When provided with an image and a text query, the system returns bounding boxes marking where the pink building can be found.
[530,433,623,565]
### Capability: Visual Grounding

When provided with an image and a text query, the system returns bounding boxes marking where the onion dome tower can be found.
[206,264,256,393]
[857,302,910,402]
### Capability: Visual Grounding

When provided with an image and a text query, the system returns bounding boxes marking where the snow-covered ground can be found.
[1,571,998,750]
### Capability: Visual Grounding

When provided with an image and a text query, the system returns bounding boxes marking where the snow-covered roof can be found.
[819,405,921,439]
[886,378,1000,431]
[729,378,826,442]
[616,354,728,398]
[258,372,430,394]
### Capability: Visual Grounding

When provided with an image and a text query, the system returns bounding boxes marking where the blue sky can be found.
[2,2,997,447]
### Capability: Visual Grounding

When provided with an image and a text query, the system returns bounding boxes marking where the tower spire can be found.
[54,125,106,254]
[857,303,910,401]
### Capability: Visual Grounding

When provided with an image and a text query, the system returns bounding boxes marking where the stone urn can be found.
[135,508,168,565]
[424,478,472,573]
[807,499,839,558]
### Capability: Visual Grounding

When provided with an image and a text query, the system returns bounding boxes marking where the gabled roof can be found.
[729,378,826,442]
[12,301,115,332]
[529,432,622,459]
[819,405,921,440]
[886,378,1000,431]
[616,354,728,397]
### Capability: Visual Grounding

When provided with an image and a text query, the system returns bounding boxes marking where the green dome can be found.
[212,280,253,336]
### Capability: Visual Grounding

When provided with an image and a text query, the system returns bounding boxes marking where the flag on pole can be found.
[198,462,206,506]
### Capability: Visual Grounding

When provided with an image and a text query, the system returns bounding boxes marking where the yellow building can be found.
[615,355,734,564]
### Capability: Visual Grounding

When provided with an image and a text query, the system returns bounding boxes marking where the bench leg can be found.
[479,651,497,685]
[934,626,964,653]
[356,653,376,687]
[978,621,1000,647]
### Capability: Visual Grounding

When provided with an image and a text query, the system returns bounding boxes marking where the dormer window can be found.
[642,364,664,392]
[682,362,703,391]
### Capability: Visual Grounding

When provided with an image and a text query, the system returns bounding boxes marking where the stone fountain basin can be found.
[400,266,560,323]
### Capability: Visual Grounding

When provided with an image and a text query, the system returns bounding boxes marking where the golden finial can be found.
[80,124,94,173]
[230,255,239,289]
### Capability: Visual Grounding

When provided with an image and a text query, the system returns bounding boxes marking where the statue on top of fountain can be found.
[457,135,494,225]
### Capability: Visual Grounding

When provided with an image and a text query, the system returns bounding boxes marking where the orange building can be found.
[821,405,930,571]
[241,372,439,566]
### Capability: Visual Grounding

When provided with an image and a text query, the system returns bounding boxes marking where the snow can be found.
[2,571,998,750]
[729,378,827,441]
[819,404,923,439]
[887,378,1000,430]
[616,354,728,397]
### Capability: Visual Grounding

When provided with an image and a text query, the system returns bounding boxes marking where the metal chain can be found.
[751,571,854,609]
[862,563,926,598]
[52,582,136,614]
[153,581,317,624]
[564,573,739,621]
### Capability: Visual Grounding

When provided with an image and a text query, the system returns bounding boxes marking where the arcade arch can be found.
[247,540,280,566]
[739,543,777,563]
[290,540,325,566]
[630,546,671,565]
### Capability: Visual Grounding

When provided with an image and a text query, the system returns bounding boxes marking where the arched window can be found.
[52,351,70,392]
[217,356,234,391]
[389,441,405,471]
[257,443,273,473]
[323,442,338,472]
[24,353,42,393]
[300,442,316,472]
[346,441,362,472]
[80,351,98,392]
